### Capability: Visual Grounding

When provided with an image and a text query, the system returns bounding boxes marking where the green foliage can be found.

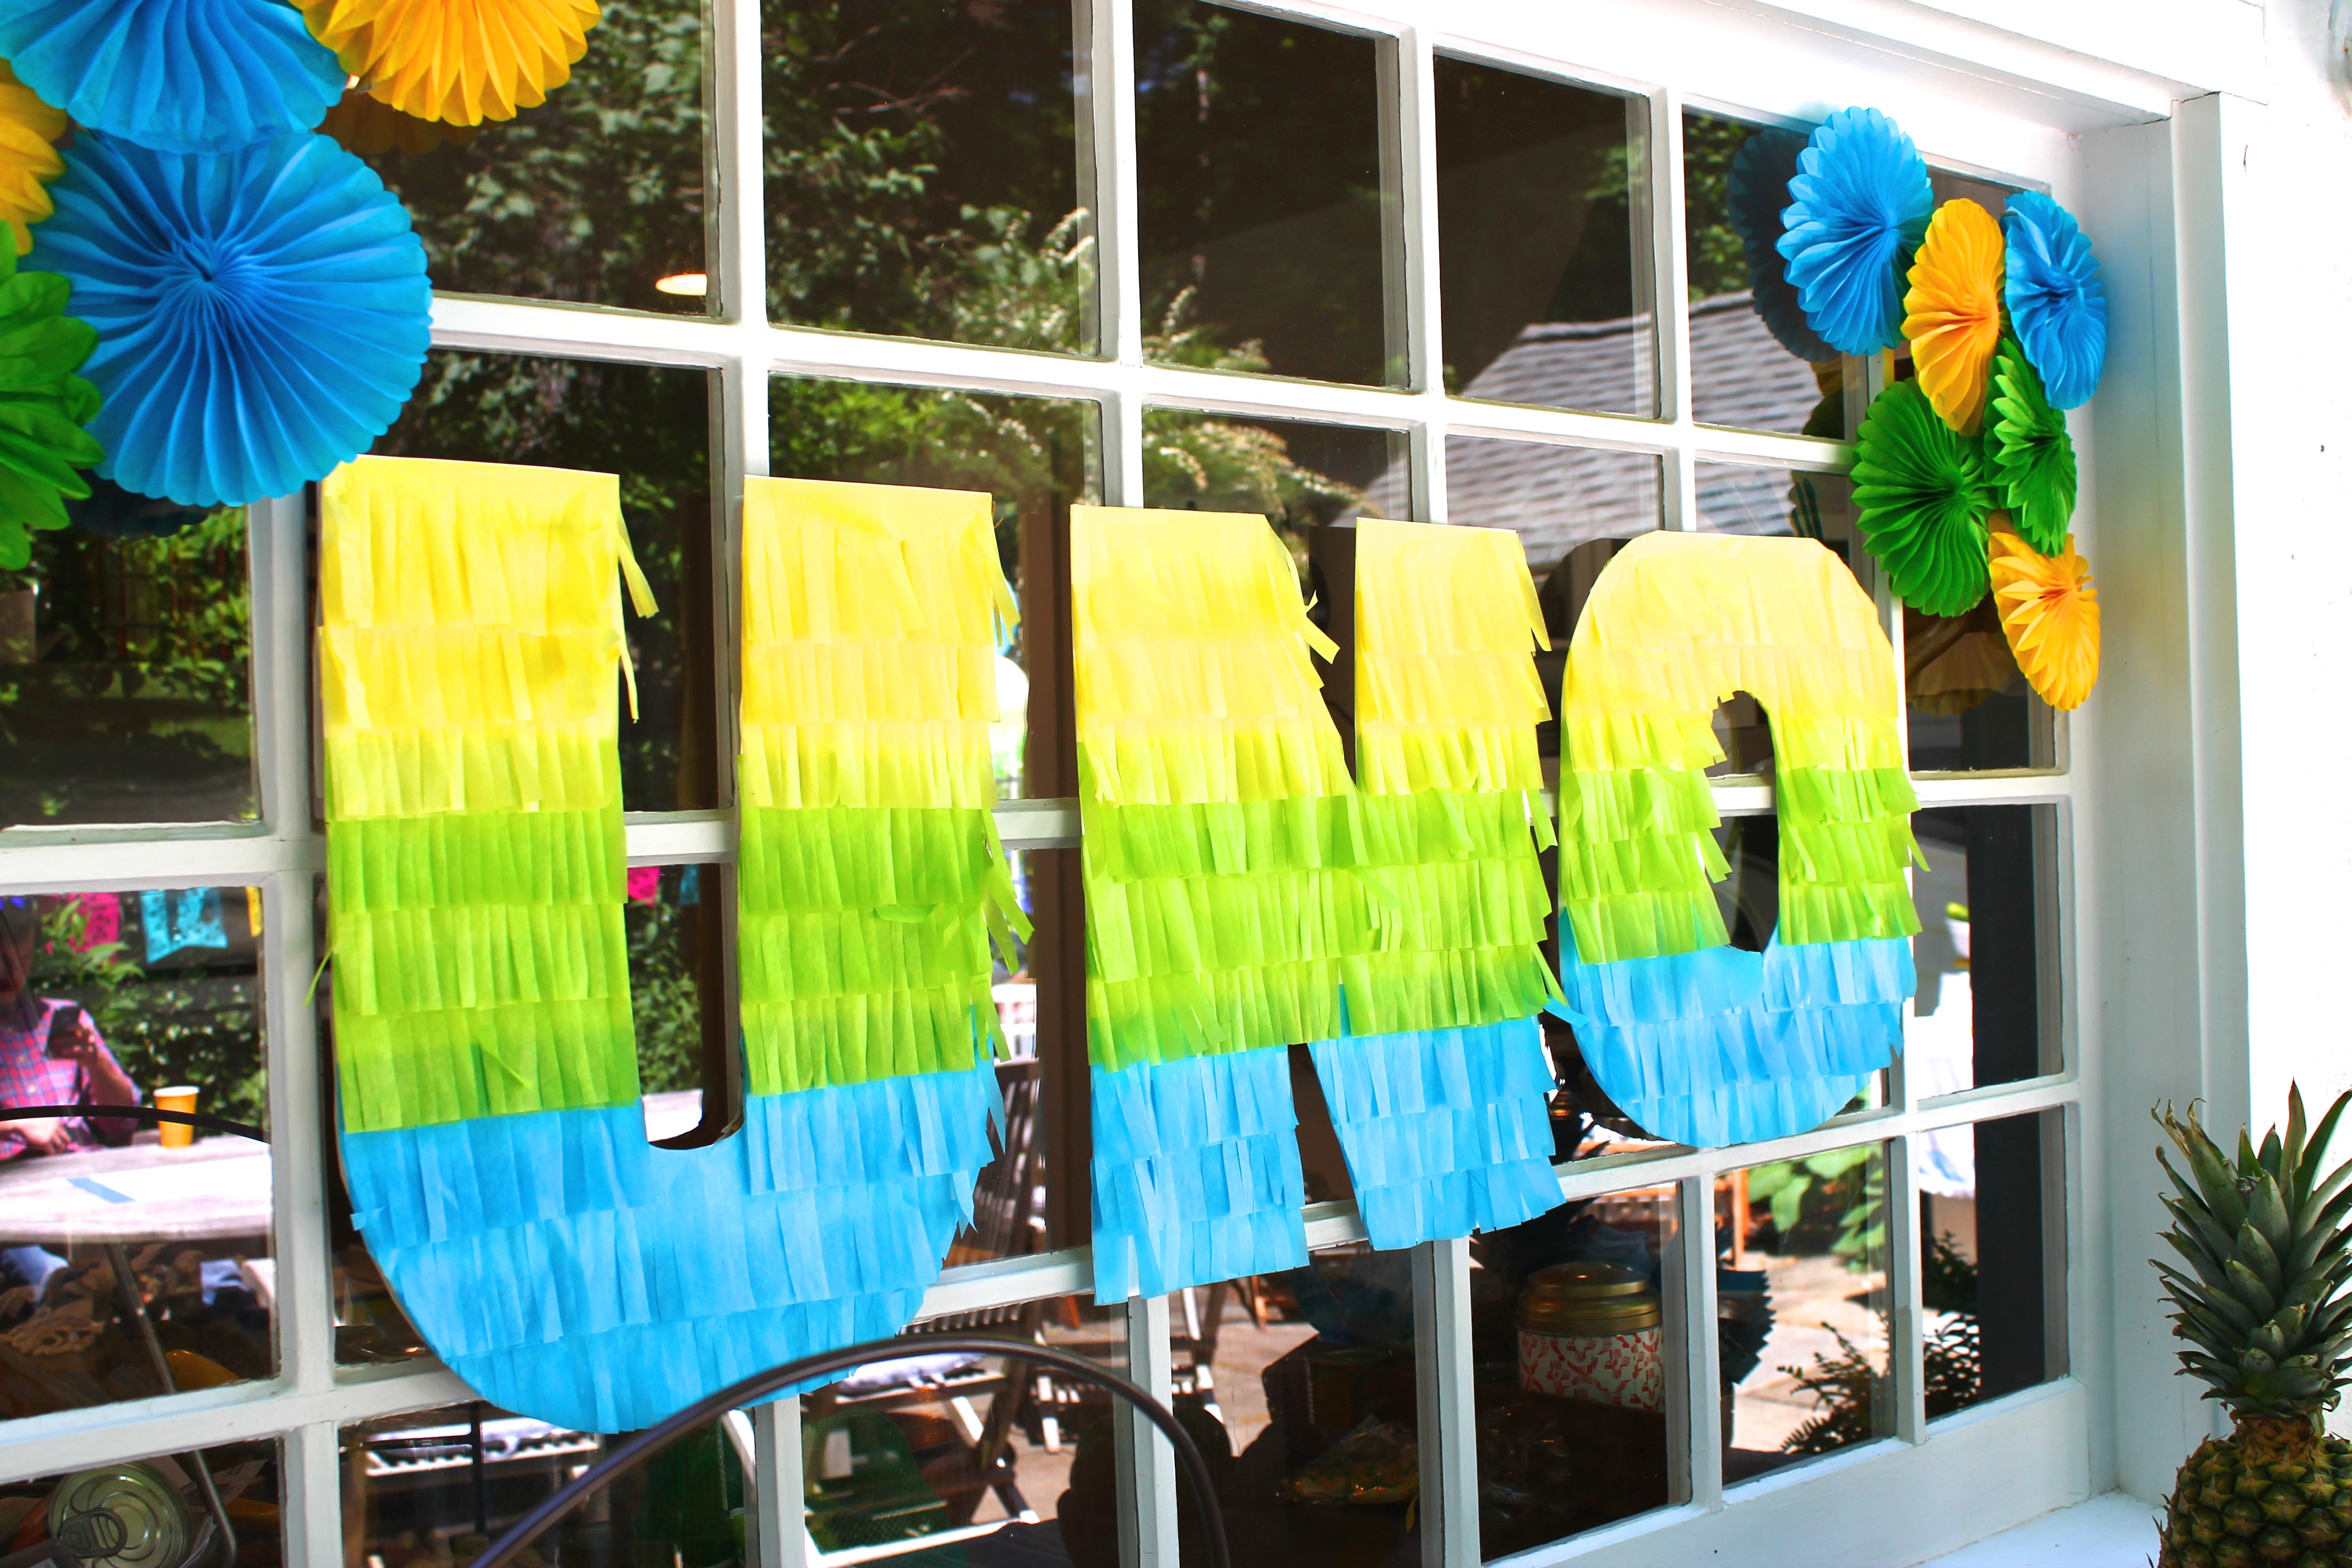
[27,899,265,1131]
[1781,1315,1983,1455]
[1681,114,1758,304]
[1745,1146,1885,1268]
[628,892,704,1098]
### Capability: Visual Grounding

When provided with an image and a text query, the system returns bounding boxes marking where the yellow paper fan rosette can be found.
[0,62,64,257]
[304,0,601,127]
[1988,524,2099,710]
[1903,198,2005,435]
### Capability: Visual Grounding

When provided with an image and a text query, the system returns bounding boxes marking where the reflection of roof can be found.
[1364,293,1827,572]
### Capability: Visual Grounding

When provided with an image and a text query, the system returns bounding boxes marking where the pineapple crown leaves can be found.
[2152,1086,2352,1419]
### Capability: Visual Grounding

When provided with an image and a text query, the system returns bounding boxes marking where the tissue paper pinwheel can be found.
[1553,531,1920,1147]
[1302,518,1566,1252]
[1777,106,1934,356]
[2002,190,2107,410]
[1075,506,1376,1303]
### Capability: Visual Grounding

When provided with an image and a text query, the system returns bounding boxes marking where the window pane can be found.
[343,1400,737,1565]
[370,352,723,813]
[1145,412,1404,531]
[1136,1,1400,387]
[1435,58,1653,416]
[1178,1244,1420,1568]
[808,1298,1124,1563]
[1681,110,1853,439]
[1475,1182,1678,1556]
[0,1440,284,1566]
[1723,1142,1892,1482]
[1917,1109,2065,1418]
[0,889,274,1418]
[1,509,256,827]
[1909,806,2060,1093]
[1905,607,2056,770]
[761,1,1090,352]
[1445,440,1662,583]
[335,0,710,316]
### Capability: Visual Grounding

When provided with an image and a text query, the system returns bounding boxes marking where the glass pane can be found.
[1445,440,1662,584]
[1434,57,1653,416]
[1136,1,1400,388]
[1178,1245,1420,1568]
[1474,1181,1678,1556]
[1917,1109,2065,1419]
[333,0,710,316]
[0,888,274,1418]
[1722,1142,1893,1483]
[1909,807,2060,1094]
[769,379,1098,803]
[760,1,1089,352]
[1905,605,2056,770]
[344,1400,739,1565]
[0,1439,284,1566]
[950,849,1044,1265]
[369,352,723,813]
[1681,110,1853,439]
[807,1296,1124,1564]
[1,508,256,827]
[1145,412,1404,531]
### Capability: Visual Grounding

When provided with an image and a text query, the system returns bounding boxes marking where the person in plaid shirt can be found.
[0,897,140,1162]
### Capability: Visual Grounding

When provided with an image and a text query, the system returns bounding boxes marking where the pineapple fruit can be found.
[2156,1086,2352,1567]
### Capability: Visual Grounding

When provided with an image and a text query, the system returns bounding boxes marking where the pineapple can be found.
[2156,1086,2352,1568]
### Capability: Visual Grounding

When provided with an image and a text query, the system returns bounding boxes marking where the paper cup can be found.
[155,1086,199,1148]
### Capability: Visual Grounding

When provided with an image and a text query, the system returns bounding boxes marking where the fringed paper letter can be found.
[1553,531,1920,1147]
[1304,519,1565,1250]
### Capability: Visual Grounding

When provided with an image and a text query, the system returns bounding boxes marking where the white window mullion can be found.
[1886,1133,1930,1444]
[1652,85,1690,431]
[1413,1237,1478,1568]
[279,1420,346,1566]
[709,0,763,328]
[1117,1293,1180,1568]
[1088,0,1142,369]
[1673,1171,1724,1512]
[263,868,334,1397]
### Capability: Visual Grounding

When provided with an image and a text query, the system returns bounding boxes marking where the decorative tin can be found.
[1515,1260,1665,1412]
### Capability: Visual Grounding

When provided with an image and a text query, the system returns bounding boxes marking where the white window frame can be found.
[0,0,2243,1561]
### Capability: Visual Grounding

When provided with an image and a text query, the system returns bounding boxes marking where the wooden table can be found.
[0,1136,271,1245]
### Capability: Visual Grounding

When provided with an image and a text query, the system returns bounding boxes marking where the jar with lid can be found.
[1515,1260,1665,1412]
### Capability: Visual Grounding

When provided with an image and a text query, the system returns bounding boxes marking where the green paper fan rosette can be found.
[1851,379,1994,617]
[1984,336,2076,557]
[0,231,102,571]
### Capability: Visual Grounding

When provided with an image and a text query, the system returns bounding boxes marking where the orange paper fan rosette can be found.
[1903,199,2005,435]
[1988,524,2099,710]
[303,0,601,127]
[0,61,64,256]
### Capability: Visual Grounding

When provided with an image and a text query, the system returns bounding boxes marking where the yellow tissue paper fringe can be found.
[736,477,1028,1097]
[303,0,602,127]
[1988,525,2099,711]
[1075,507,1372,1070]
[320,455,653,1134]
[1903,198,2005,437]
[0,63,63,256]
[1558,531,1921,965]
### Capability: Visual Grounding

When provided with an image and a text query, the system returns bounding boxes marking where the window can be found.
[0,2,2133,1564]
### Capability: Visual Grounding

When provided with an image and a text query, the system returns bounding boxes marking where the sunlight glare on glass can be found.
[654,272,709,297]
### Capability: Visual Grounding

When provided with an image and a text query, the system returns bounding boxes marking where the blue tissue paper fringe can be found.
[1306,1017,1564,1253]
[1556,929,1913,1148]
[33,131,431,509]
[1091,1047,1307,1303]
[0,0,345,154]
[339,1061,1002,1433]
[2002,190,2108,410]
[1775,106,1934,356]
[1726,127,1839,364]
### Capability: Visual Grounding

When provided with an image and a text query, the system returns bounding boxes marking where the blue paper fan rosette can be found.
[33,132,431,509]
[1727,126,1837,363]
[0,0,345,153]
[1776,106,1934,356]
[2002,190,2107,409]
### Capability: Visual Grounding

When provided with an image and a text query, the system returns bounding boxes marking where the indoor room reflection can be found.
[1434,56,1654,417]
[1474,1180,1678,1559]
[770,377,1100,803]
[1135,0,1401,388]
[1173,1245,1420,1568]
[343,1401,738,1567]
[799,1306,1126,1568]
[341,0,709,318]
[369,351,723,813]
[1722,1142,1893,1482]
[0,888,274,1420]
[760,0,1090,352]
[1908,807,2061,1095]
[1914,1110,2066,1421]
[0,497,255,829]
[0,1438,282,1567]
